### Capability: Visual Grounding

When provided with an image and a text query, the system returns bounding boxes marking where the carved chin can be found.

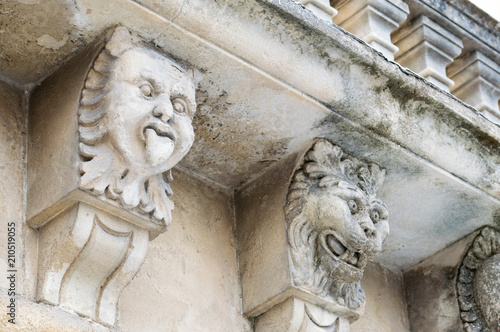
[319,232,366,283]
[144,128,175,167]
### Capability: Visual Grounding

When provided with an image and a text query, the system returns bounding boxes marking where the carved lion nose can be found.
[360,218,377,238]
[153,100,174,122]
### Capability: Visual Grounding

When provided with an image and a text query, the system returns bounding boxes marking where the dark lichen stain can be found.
[314,112,342,129]
[405,265,462,331]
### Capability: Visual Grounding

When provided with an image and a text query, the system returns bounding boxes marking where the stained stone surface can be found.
[404,233,473,331]
[0,82,23,292]
[351,262,410,332]
[118,170,249,332]
[474,254,500,331]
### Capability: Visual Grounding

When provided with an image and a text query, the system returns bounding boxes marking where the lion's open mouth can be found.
[325,234,367,269]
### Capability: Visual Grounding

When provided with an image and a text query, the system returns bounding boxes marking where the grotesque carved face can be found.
[107,48,196,175]
[285,139,389,309]
[78,29,197,227]
[306,179,389,283]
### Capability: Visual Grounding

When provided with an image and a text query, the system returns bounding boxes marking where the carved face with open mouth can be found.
[285,140,389,308]
[306,181,389,283]
[106,47,196,176]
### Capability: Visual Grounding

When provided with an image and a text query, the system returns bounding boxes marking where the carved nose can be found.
[360,218,376,238]
[153,100,174,122]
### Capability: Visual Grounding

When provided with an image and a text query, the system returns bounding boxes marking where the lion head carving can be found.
[285,139,389,309]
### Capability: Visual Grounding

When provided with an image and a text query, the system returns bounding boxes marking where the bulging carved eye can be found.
[172,98,187,114]
[140,83,153,97]
[347,200,358,214]
[371,210,380,223]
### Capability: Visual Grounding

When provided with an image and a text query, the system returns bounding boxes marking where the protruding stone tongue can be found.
[145,128,174,167]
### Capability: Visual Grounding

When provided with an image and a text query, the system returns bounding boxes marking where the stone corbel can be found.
[237,139,389,331]
[27,27,197,326]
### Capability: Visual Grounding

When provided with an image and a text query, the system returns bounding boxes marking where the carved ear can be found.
[105,27,137,57]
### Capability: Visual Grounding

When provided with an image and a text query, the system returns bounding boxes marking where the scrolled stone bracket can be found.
[37,203,149,326]
[27,27,197,327]
[255,296,351,332]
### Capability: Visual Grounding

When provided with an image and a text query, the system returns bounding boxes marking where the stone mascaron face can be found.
[106,47,196,174]
[78,28,197,226]
[285,139,389,309]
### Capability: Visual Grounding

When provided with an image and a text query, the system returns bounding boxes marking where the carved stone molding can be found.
[457,227,500,332]
[237,139,388,331]
[38,203,149,326]
[255,296,351,332]
[27,27,197,326]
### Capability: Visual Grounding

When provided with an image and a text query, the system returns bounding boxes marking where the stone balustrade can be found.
[392,15,463,91]
[448,50,500,124]
[331,0,409,60]
[297,0,500,124]
[297,0,338,21]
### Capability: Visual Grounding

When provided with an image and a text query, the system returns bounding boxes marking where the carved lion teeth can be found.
[348,252,359,265]
[338,249,351,261]
[357,253,368,268]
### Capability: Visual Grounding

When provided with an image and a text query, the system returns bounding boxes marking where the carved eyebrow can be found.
[138,75,163,91]
[370,201,389,218]
[327,185,366,203]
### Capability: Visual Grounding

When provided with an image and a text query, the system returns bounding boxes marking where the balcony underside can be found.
[1,0,499,270]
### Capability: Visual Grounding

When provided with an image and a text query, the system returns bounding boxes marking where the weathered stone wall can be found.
[404,233,477,331]
[0,81,38,301]
[352,262,410,332]
[118,170,248,332]
[0,82,23,290]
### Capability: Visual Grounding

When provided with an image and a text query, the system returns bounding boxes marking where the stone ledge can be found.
[0,290,110,331]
